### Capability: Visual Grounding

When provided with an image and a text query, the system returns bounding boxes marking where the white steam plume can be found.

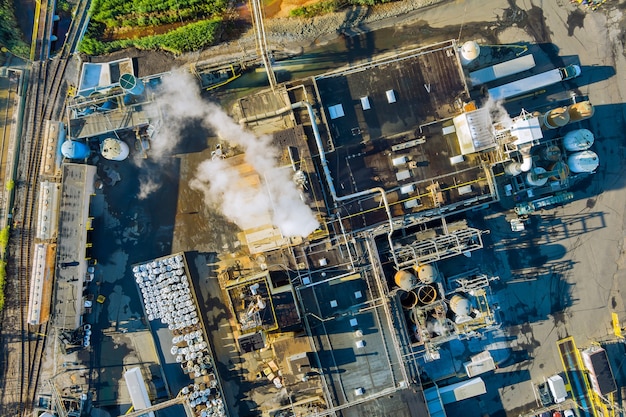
[138,177,159,200]
[483,94,513,129]
[154,71,319,237]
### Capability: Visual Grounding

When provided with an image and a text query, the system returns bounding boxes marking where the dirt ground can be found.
[87,0,445,76]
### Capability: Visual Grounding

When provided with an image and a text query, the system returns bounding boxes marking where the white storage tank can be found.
[526,167,549,187]
[563,129,594,152]
[415,263,439,284]
[568,150,599,173]
[450,294,471,317]
[394,269,417,291]
[460,41,480,65]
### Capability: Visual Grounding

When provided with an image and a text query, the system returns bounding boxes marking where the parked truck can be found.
[547,374,568,404]
[469,54,536,86]
[487,64,581,101]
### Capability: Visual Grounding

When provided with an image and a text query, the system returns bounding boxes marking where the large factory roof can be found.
[297,269,407,407]
[310,40,495,230]
[53,163,96,330]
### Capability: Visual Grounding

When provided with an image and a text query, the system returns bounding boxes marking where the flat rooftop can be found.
[311,40,496,230]
[53,163,97,330]
[297,270,406,407]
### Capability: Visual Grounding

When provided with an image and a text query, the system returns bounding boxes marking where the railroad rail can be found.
[0,0,91,415]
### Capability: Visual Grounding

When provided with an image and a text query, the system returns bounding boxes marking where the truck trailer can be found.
[487,64,581,101]
[469,54,536,86]
[547,374,568,404]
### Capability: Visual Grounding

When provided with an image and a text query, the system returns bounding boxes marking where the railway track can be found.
[0,0,92,415]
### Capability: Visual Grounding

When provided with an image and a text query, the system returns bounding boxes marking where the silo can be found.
[61,140,90,159]
[416,284,438,306]
[568,150,599,173]
[547,160,570,181]
[542,107,570,129]
[504,162,522,176]
[394,270,417,291]
[399,290,418,310]
[459,41,480,65]
[100,137,130,161]
[567,101,594,122]
[426,318,446,336]
[526,167,549,187]
[563,129,594,152]
[450,294,471,317]
[120,73,145,96]
[540,145,562,162]
[415,263,439,284]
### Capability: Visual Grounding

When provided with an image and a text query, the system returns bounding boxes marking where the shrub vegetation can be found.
[0,0,29,58]
[80,0,227,55]
[290,0,392,18]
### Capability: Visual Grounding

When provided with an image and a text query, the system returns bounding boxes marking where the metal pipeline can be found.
[239,100,400,267]
[291,101,399,268]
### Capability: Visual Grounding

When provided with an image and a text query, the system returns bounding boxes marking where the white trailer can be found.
[487,64,581,101]
[547,374,567,404]
[469,54,536,86]
[439,377,487,404]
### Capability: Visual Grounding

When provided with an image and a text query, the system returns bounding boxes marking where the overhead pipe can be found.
[291,101,399,268]
[239,100,400,267]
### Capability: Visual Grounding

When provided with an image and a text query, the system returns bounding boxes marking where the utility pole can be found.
[250,0,277,90]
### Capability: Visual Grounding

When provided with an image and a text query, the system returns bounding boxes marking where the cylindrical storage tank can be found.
[416,284,438,306]
[120,73,144,96]
[563,129,594,152]
[415,263,439,284]
[399,290,418,310]
[61,140,90,159]
[459,41,480,65]
[568,150,599,173]
[123,94,136,106]
[394,270,417,291]
[547,160,570,181]
[449,294,471,316]
[504,162,522,176]
[96,99,116,112]
[567,101,595,122]
[426,318,446,336]
[541,145,562,162]
[100,138,130,161]
[542,107,570,129]
[526,167,549,187]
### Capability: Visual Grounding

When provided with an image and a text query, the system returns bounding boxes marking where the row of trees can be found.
[81,0,226,55]
[79,18,222,55]
[0,0,29,58]
[90,0,227,28]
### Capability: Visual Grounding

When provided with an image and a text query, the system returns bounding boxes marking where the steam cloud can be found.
[150,71,319,237]
[138,177,159,200]
[483,95,513,129]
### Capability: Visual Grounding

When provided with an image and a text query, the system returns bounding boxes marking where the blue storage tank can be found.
[119,73,144,96]
[61,140,90,159]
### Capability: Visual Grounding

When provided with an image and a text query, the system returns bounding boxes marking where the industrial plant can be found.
[25,33,622,417]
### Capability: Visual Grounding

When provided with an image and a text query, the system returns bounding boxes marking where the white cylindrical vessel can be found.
[568,150,599,173]
[563,129,594,152]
